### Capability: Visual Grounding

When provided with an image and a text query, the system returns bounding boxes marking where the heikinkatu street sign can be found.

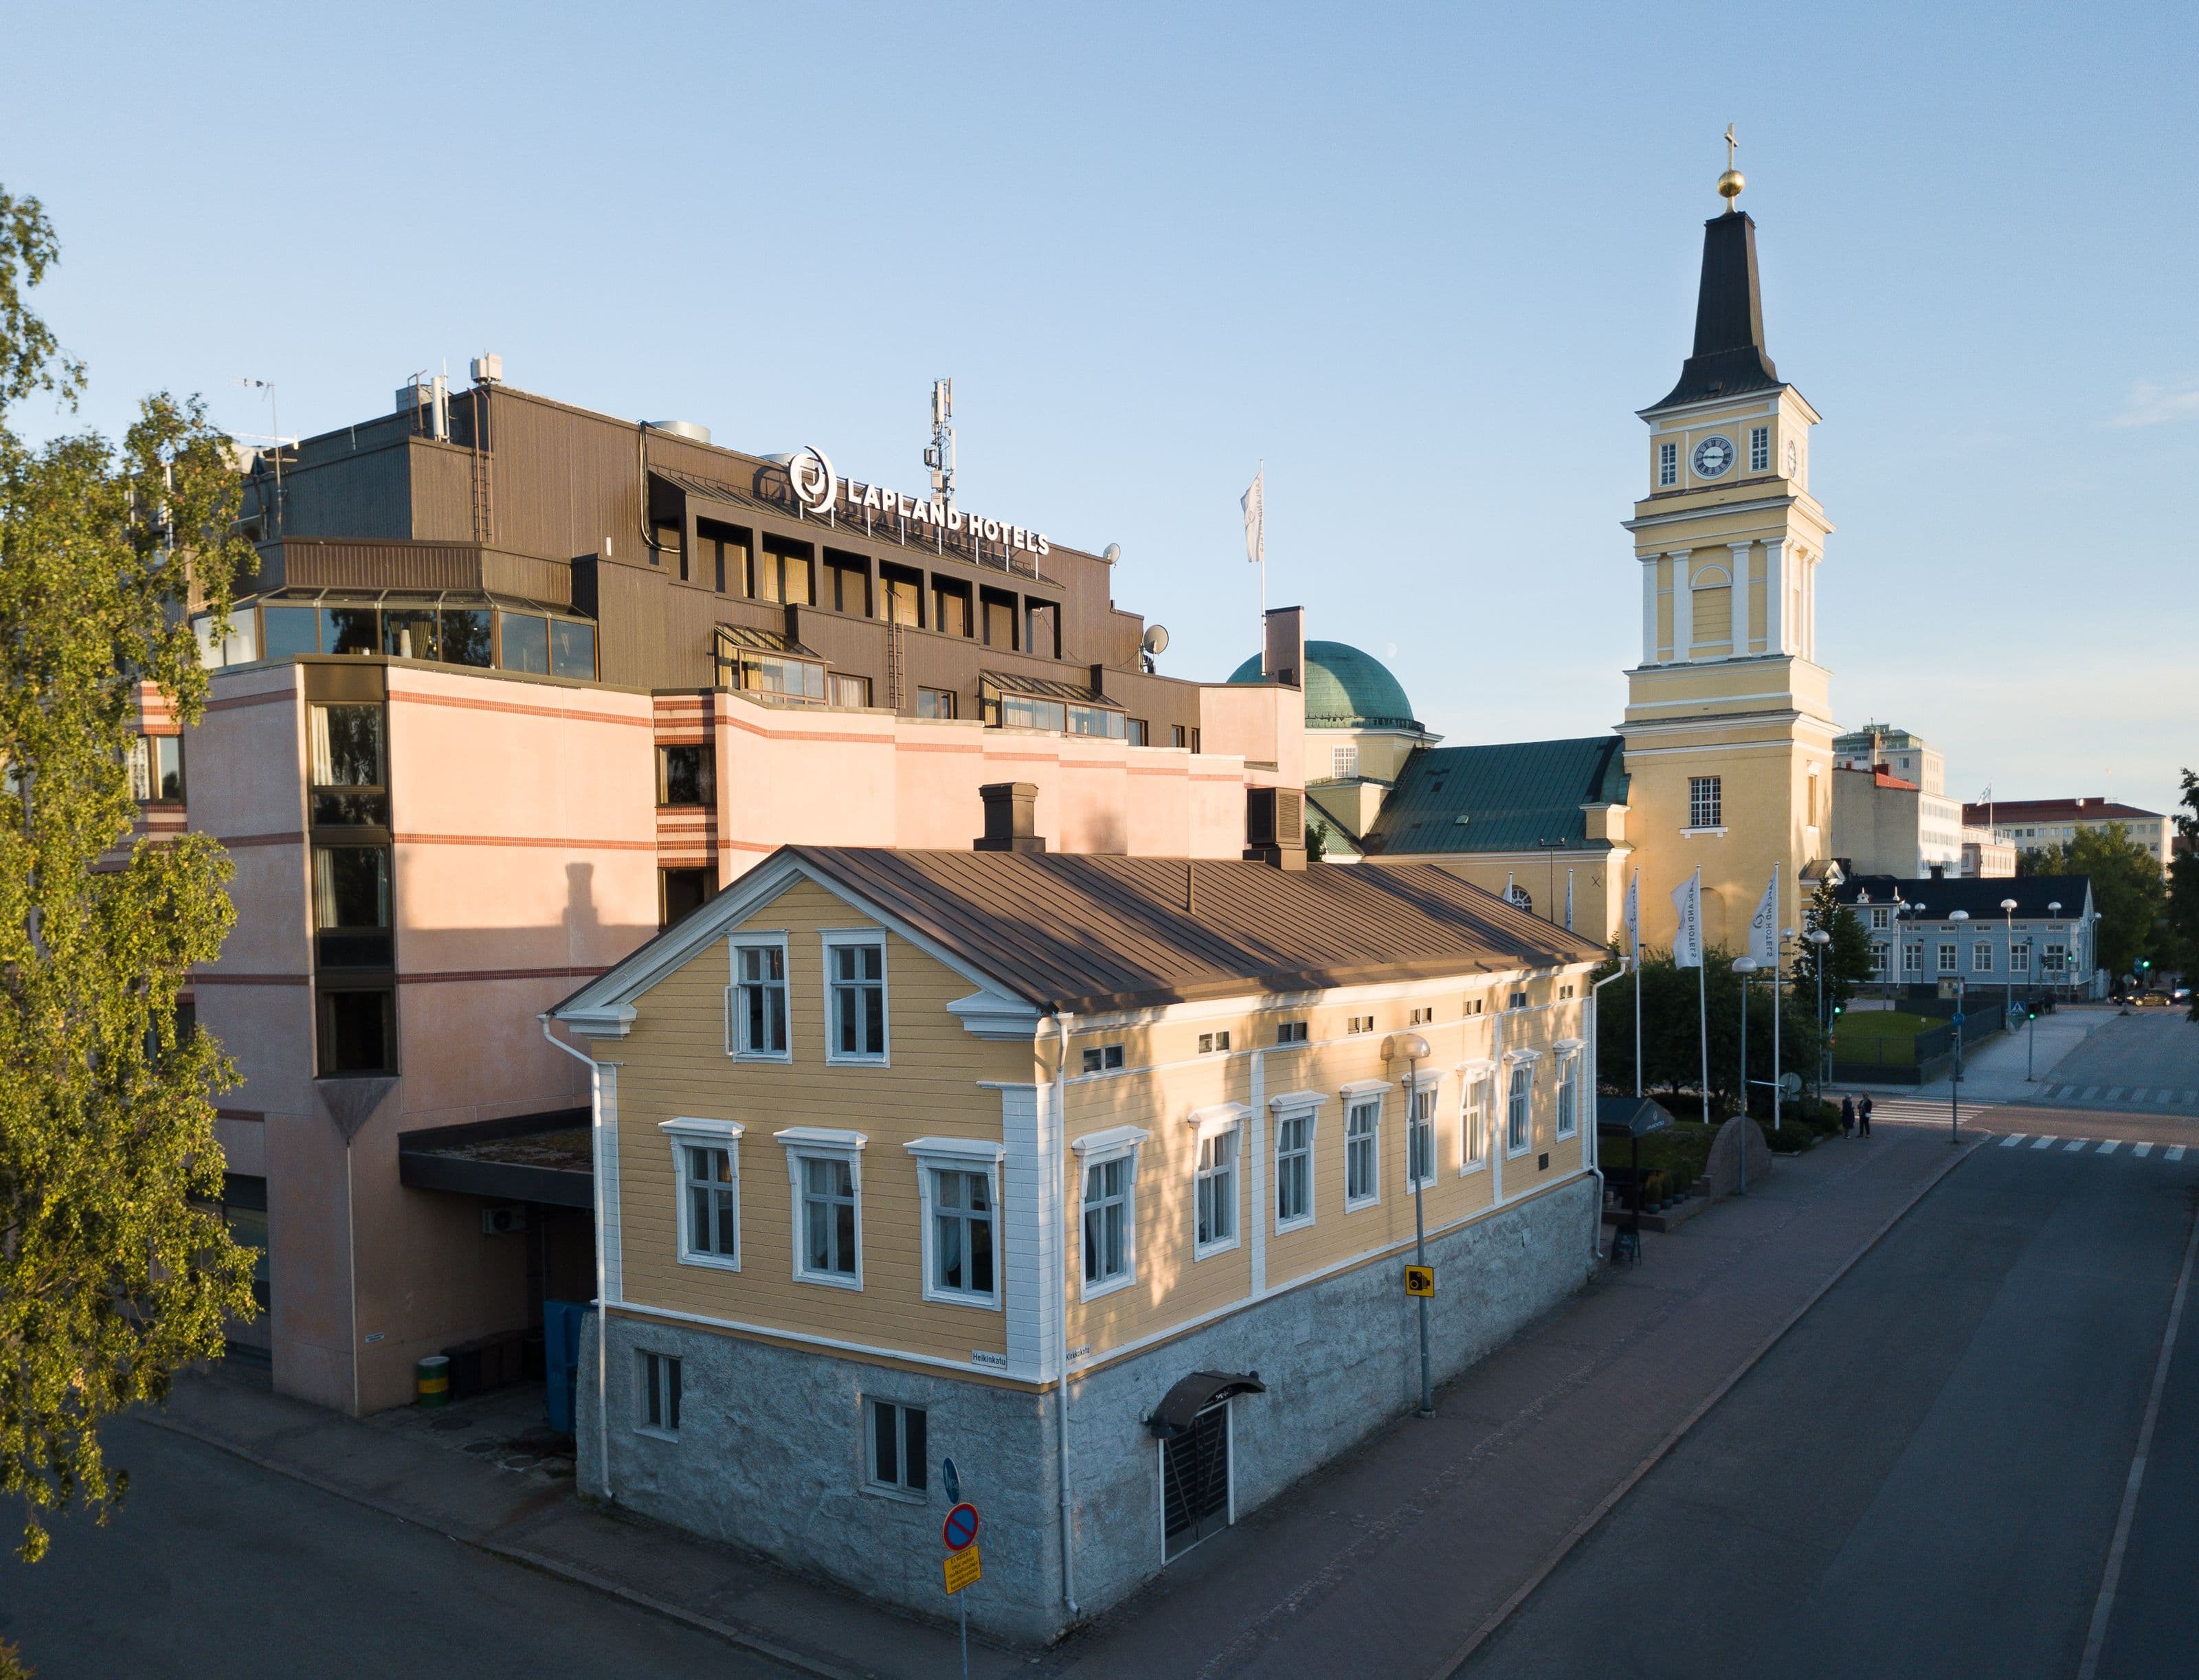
[1404,1264,1436,1297]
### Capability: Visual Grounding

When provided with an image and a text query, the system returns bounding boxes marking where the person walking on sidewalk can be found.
[1841,1096,1856,1139]
[1858,1095,1873,1138]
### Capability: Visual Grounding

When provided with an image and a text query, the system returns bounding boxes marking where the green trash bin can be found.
[416,1354,450,1408]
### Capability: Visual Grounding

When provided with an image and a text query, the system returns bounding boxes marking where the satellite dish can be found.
[1103,543,1122,564]
[1142,625,1170,656]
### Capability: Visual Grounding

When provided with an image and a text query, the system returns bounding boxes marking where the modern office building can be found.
[166,372,1307,1413]
[1963,796,2175,878]
[550,832,1604,1639]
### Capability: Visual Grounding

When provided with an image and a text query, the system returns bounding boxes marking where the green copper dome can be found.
[1227,640,1420,730]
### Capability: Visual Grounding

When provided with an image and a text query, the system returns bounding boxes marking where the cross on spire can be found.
[1724,123,1738,171]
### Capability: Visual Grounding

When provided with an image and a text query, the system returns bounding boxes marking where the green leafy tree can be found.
[1791,877,1875,1015]
[0,187,258,1564]
[2168,769,2198,1019]
[2018,820,2167,981]
[1595,942,1820,1118]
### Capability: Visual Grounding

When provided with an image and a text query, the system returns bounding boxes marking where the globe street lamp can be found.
[1947,909,1970,1142]
[1386,1031,1436,1417]
[2049,900,2064,1000]
[2001,897,2019,1026]
[1733,957,1761,1194]
[1806,928,1833,1093]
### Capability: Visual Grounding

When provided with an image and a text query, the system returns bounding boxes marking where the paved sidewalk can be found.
[146,1129,1974,1680]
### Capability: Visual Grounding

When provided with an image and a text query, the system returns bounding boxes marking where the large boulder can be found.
[1701,1115,1774,1198]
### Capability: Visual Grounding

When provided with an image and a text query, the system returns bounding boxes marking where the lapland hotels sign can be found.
[784,444,1052,558]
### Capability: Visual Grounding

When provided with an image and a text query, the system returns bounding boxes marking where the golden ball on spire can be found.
[1717,168,1746,205]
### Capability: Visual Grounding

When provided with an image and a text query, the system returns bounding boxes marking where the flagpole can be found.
[1771,863,1783,1133]
[1695,869,1709,1124]
[1633,871,1642,1099]
[1256,458,1266,643]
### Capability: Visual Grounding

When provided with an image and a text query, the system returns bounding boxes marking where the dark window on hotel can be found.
[700,522,751,596]
[443,609,493,667]
[129,734,185,802]
[263,605,318,659]
[658,745,715,806]
[550,620,596,680]
[660,867,713,929]
[317,987,394,1077]
[309,704,387,827]
[981,590,1017,650]
[320,603,379,657]
[1082,1044,1125,1073]
[917,687,956,719]
[499,612,549,675]
[1170,725,1187,748]
[823,550,870,616]
[1025,600,1059,660]
[880,565,924,628]
[757,535,814,605]
[1191,728,1201,754]
[383,607,438,662]
[933,580,972,638]
[829,673,871,708]
[314,847,392,967]
[1127,719,1148,746]
[1276,1022,1308,1044]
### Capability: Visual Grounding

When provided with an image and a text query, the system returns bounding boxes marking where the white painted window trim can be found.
[726,932,792,1062]
[1343,1091,1383,1213]
[1553,1044,1583,1139]
[777,1126,867,1290]
[662,1117,744,1272]
[1502,1051,1539,1158]
[1189,1106,1247,1261]
[1269,1094,1322,1235]
[634,1348,681,1441]
[1458,1062,1495,1175]
[906,1137,1006,1311]
[1403,1070,1442,1193]
[1073,1126,1147,1301]
[820,928,889,1067]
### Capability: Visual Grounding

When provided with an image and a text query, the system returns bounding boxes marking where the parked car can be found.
[2133,990,2174,1008]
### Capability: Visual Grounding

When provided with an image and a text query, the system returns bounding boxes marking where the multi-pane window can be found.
[1082,1156,1132,1288]
[317,987,394,1077]
[1688,776,1723,829]
[868,1399,927,1496]
[2011,944,2031,974]
[313,847,392,968]
[1872,943,1891,976]
[1198,1031,1231,1054]
[1332,745,1359,780]
[827,937,886,1061]
[916,686,957,719]
[1346,1099,1380,1207]
[1275,1112,1313,1228]
[681,1143,737,1263]
[1409,1007,1434,1026]
[1556,1055,1579,1138]
[1195,1128,1238,1254]
[1871,907,1890,930]
[1348,1016,1374,1035]
[1275,1022,1308,1045]
[929,1169,995,1301]
[1750,426,1770,472]
[309,703,386,825]
[1407,1086,1437,1190]
[1972,943,1994,973]
[1659,440,1678,487]
[1462,1074,1492,1169]
[730,941,788,1057]
[129,734,185,802]
[637,1351,682,1435]
[798,1156,858,1281]
[658,744,714,807]
[1506,1064,1532,1154]
[1082,1044,1126,1073]
[828,673,871,708]
[2045,943,2067,972]
[1904,944,1923,973]
[1127,719,1148,746]
[1938,944,1958,973]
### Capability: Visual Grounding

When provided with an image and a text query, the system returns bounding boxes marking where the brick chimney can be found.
[1244,786,1307,870]
[974,783,1045,853]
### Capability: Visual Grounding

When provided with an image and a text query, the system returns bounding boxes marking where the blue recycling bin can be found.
[542,1298,590,1435]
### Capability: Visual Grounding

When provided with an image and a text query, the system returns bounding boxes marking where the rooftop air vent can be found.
[647,420,711,445]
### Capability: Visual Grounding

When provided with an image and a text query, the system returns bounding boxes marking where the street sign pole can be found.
[1409,1050,1432,1419]
[1950,981,1964,1145]
[941,1501,981,1680]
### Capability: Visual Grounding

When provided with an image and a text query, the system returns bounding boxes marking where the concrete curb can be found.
[136,1411,867,1680]
[1425,1134,1989,1680]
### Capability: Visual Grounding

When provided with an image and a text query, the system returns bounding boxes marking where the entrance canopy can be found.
[1146,1370,1266,1439]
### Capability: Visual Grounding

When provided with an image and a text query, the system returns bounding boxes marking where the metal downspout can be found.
[1589,959,1632,1261]
[540,1014,612,1503]
[1053,1011,1080,1620]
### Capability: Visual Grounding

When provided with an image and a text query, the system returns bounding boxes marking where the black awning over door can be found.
[1146,1369,1266,1439]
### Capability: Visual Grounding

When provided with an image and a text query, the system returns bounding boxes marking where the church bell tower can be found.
[1618,137,1839,948]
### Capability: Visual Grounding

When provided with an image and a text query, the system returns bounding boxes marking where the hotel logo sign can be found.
[785,443,1051,557]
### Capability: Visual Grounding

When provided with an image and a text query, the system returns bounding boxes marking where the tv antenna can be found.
[924,378,955,510]
[232,377,289,537]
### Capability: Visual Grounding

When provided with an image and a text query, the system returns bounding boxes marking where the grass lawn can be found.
[1832,1010,1940,1057]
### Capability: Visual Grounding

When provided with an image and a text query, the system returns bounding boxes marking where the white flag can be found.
[1565,868,1575,932]
[1748,867,1780,967]
[1240,468,1264,565]
[1625,869,1641,957]
[1672,869,1703,969]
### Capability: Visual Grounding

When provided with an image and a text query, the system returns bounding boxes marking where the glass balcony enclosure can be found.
[194,590,596,681]
[979,672,1127,739]
[713,624,827,702]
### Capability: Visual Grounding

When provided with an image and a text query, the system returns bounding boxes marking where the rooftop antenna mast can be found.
[232,377,287,538]
[924,379,956,513]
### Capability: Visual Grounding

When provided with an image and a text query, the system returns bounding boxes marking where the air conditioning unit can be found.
[481,1206,527,1237]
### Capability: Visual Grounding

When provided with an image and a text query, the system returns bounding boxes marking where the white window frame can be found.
[1904,943,1923,974]
[1269,1092,1324,1234]
[1341,1079,1389,1211]
[1658,440,1678,487]
[726,932,792,1062]
[1503,1051,1540,1158]
[1750,425,1770,472]
[1187,1103,1249,1261]
[662,1117,743,1272]
[1972,942,1994,974]
[1458,1061,1495,1174]
[1072,1125,1148,1301]
[1688,775,1723,831]
[906,1137,1005,1310]
[1332,743,1359,780]
[2011,943,2031,974]
[1554,1041,1583,1139]
[1870,907,1890,931]
[1405,1073,1440,1193]
[776,1126,867,1290]
[821,929,889,1066]
[635,1349,682,1440]
[1871,942,1891,976]
[1938,943,1958,974]
[864,1396,928,1502]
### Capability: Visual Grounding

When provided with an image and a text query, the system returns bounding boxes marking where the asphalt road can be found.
[0,1418,799,1680]
[1465,1135,2199,1680]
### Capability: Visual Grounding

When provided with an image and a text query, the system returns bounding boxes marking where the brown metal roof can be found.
[790,848,1605,1013]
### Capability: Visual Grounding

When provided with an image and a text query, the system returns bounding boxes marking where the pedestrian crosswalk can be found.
[1994,1133,2187,1162]
[2029,1084,2199,1110]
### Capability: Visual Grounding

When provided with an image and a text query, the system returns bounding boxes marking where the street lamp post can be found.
[1733,957,1761,1194]
[1389,1032,1436,1418]
[2049,900,2064,1002]
[2001,897,2019,1029]
[1806,928,1832,1095]
[1948,909,1969,1143]
[1774,928,1794,1131]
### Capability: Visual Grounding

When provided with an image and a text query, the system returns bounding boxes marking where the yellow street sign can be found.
[944,1543,981,1594]
[1404,1264,1435,1297]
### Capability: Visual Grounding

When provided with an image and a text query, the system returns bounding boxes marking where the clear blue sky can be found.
[6,3,2193,818]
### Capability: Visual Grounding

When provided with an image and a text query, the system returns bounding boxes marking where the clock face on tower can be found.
[1786,438,1799,477]
[1692,435,1735,479]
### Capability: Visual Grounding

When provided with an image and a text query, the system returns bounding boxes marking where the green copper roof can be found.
[1365,737,1630,856]
[1228,640,1420,730]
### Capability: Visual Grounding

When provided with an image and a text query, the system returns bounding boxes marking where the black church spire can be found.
[1651,210,1781,410]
